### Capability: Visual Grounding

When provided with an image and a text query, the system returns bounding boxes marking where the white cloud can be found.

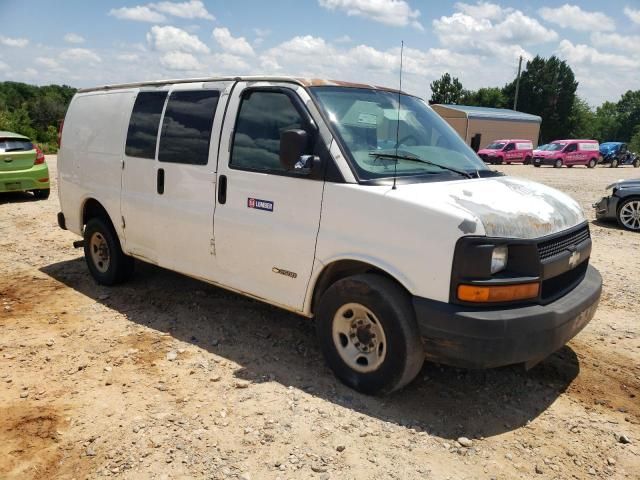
[109,6,167,22]
[210,53,251,71]
[624,6,640,24]
[0,36,29,48]
[23,67,38,78]
[556,39,635,69]
[147,25,210,53]
[64,33,85,44]
[212,28,255,56]
[0,60,9,71]
[454,1,503,20]
[116,53,141,62]
[160,51,202,70]
[318,0,422,29]
[151,0,214,20]
[539,4,615,32]
[59,48,102,64]
[591,32,640,55]
[433,4,556,61]
[35,57,62,69]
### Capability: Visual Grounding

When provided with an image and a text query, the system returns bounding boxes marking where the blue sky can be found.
[0,1,639,105]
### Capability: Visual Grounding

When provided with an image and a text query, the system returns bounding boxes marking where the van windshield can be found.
[548,143,566,151]
[310,87,490,181]
[485,142,506,150]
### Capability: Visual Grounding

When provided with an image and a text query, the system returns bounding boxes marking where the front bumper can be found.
[532,156,554,166]
[413,265,602,368]
[0,163,50,192]
[593,195,618,221]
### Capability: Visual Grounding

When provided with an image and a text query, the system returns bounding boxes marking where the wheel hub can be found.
[89,232,111,273]
[332,303,387,373]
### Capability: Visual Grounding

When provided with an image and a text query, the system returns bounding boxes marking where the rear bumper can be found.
[413,265,602,368]
[0,163,50,192]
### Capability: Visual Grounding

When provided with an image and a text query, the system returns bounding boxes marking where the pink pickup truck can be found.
[532,139,600,168]
[477,139,534,165]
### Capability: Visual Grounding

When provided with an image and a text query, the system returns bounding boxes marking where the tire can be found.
[524,156,531,165]
[32,188,50,200]
[567,165,573,168]
[83,217,134,285]
[534,163,541,168]
[634,159,640,168]
[315,274,424,395]
[505,161,511,165]
[617,198,640,231]
[611,159,619,168]
[588,158,596,169]
[554,159,563,168]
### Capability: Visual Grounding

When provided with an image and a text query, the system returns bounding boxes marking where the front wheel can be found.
[524,156,531,165]
[611,158,619,168]
[567,165,573,168]
[83,217,134,285]
[554,159,563,168]
[315,274,424,395]
[617,198,640,231]
[634,159,640,168]
[534,163,541,168]
[588,158,596,169]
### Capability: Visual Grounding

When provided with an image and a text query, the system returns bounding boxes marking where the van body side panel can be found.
[58,91,135,239]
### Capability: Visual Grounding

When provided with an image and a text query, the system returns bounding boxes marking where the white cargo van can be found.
[57,77,602,394]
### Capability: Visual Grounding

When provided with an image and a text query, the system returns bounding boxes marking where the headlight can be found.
[491,246,508,274]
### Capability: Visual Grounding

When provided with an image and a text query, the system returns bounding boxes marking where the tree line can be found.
[430,55,640,151]
[0,81,76,153]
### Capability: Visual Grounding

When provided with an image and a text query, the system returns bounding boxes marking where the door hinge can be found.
[209,238,215,256]
[121,216,126,229]
[121,160,125,170]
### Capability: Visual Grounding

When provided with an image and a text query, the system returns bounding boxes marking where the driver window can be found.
[230,90,308,172]
[565,144,577,152]
[505,143,515,151]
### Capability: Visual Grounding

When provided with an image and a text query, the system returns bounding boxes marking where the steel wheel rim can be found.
[332,303,387,373]
[620,201,640,230]
[90,232,110,273]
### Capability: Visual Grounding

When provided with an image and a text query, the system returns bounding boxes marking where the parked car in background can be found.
[599,142,640,168]
[0,131,50,199]
[532,139,600,168]
[594,178,640,231]
[477,139,533,164]
[533,143,550,155]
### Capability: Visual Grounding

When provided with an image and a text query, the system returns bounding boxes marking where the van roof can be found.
[552,139,598,143]
[493,139,532,142]
[0,130,30,140]
[76,76,407,95]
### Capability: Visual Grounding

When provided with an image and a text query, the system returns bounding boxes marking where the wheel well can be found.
[82,198,112,228]
[311,260,403,314]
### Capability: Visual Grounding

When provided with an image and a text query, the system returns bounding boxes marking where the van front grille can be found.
[537,225,590,261]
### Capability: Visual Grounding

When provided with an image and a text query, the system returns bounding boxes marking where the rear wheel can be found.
[32,188,50,200]
[617,199,640,231]
[554,159,563,168]
[316,274,424,395]
[588,158,596,169]
[524,156,531,165]
[634,159,640,168]
[567,165,573,168]
[83,217,134,285]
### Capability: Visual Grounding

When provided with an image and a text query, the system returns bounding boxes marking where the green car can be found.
[0,131,50,199]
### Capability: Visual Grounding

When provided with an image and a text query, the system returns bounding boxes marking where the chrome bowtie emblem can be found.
[568,250,581,269]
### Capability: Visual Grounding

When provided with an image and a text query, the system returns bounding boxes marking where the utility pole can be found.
[513,55,523,111]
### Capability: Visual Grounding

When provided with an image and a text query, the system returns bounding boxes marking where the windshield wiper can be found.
[368,152,474,179]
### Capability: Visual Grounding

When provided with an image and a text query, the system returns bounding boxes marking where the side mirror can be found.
[280,129,309,170]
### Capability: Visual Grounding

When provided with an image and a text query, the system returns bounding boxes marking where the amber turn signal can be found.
[457,282,540,303]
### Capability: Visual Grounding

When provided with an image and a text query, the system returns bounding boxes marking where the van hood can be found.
[388,176,585,239]
[477,148,501,156]
[533,149,555,157]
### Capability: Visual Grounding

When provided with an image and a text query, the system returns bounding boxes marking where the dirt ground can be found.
[1,157,639,480]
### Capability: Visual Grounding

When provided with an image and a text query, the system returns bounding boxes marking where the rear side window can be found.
[230,90,307,172]
[0,138,34,152]
[158,90,220,165]
[125,91,168,159]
